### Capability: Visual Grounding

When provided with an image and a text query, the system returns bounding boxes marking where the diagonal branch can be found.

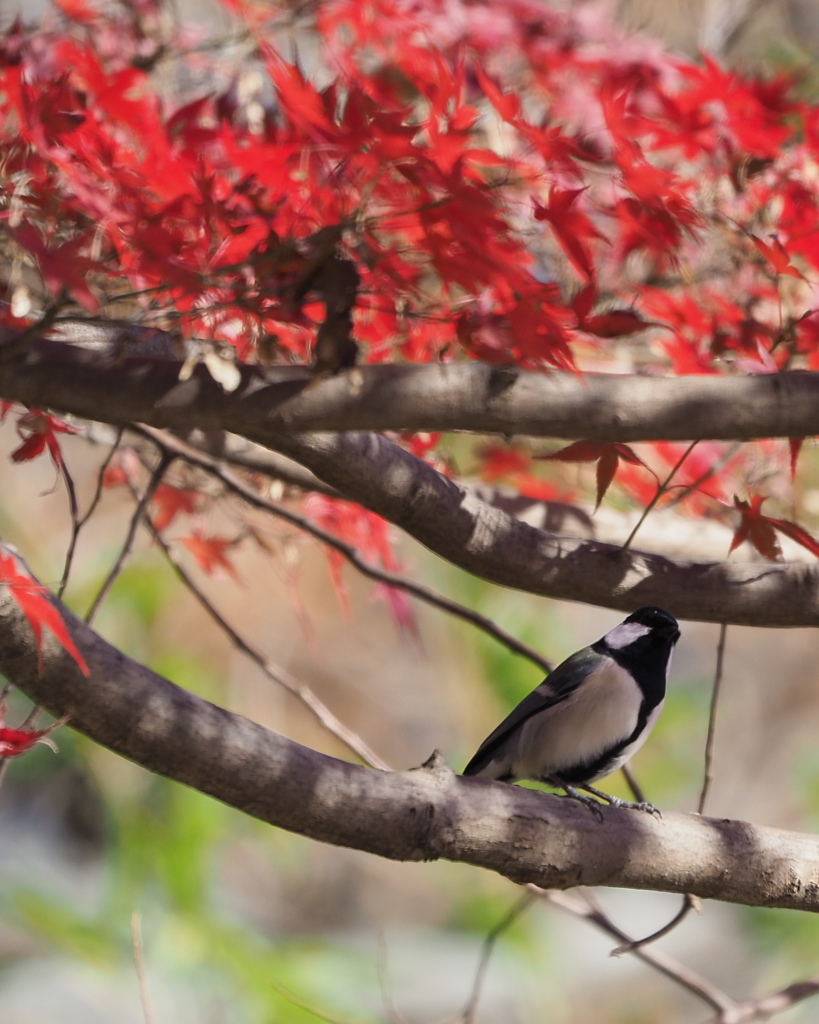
[261,431,819,627]
[2,552,819,912]
[540,888,737,1015]
[131,424,554,673]
[2,329,819,625]
[139,502,391,770]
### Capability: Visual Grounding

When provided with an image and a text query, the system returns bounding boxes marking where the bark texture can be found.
[1,564,818,913]
[0,329,817,625]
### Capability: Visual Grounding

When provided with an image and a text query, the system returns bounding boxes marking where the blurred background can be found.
[1,421,819,1024]
[2,1,819,1022]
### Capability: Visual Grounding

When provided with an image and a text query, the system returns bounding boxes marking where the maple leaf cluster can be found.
[1,0,819,652]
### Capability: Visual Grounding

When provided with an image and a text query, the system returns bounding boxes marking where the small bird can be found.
[462,606,680,815]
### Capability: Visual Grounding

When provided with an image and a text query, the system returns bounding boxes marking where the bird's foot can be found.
[559,784,605,821]
[582,783,661,819]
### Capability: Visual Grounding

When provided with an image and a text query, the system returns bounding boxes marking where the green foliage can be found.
[11,889,118,965]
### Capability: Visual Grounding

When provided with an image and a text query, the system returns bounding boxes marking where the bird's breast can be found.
[515,661,646,782]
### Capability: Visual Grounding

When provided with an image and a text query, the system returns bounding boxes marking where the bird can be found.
[462,606,680,815]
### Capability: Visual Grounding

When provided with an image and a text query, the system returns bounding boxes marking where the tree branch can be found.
[2,329,819,626]
[2,559,819,912]
[258,431,819,627]
[131,424,554,673]
[3,330,819,442]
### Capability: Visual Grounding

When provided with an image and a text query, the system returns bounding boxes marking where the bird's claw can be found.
[561,784,605,821]
[557,780,662,820]
[607,795,662,819]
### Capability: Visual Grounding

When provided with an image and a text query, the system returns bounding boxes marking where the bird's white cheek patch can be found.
[603,621,651,650]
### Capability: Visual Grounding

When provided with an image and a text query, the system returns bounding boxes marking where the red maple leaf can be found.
[179,531,240,580]
[473,63,521,122]
[11,409,78,468]
[11,224,99,310]
[533,188,604,281]
[150,485,199,532]
[52,0,99,25]
[752,235,806,281]
[478,444,532,482]
[303,494,418,637]
[572,283,651,338]
[729,495,819,561]
[0,707,68,758]
[538,441,656,510]
[0,551,89,674]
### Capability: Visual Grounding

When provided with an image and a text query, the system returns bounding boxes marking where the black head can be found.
[595,606,680,703]
[624,606,680,643]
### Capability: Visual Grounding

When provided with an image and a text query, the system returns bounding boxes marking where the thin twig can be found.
[535,887,737,1017]
[621,764,647,804]
[621,441,699,554]
[58,427,124,598]
[130,911,157,1024]
[267,975,362,1024]
[130,425,554,675]
[56,459,80,599]
[377,933,410,1024]
[84,452,173,624]
[460,892,535,1024]
[700,623,728,815]
[132,490,389,770]
[722,976,819,1024]
[666,443,743,509]
[610,894,701,957]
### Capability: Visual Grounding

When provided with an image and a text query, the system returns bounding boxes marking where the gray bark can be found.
[2,330,819,441]
[1,567,817,913]
[0,328,817,625]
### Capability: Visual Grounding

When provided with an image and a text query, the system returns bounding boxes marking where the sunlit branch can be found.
[4,563,819,912]
[3,330,819,625]
[6,331,819,443]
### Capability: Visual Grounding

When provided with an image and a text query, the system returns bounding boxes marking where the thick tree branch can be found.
[1,564,819,912]
[2,330,819,442]
[2,329,819,625]
[258,431,819,627]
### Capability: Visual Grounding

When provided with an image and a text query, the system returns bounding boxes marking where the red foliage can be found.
[150,485,200,532]
[539,441,656,510]
[730,495,819,561]
[303,495,418,637]
[0,704,68,758]
[2,0,819,642]
[0,552,89,674]
[179,531,240,580]
[10,410,78,468]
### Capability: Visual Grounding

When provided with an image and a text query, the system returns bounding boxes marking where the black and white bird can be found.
[462,606,680,814]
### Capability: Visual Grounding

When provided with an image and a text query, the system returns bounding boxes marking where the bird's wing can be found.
[462,649,593,776]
